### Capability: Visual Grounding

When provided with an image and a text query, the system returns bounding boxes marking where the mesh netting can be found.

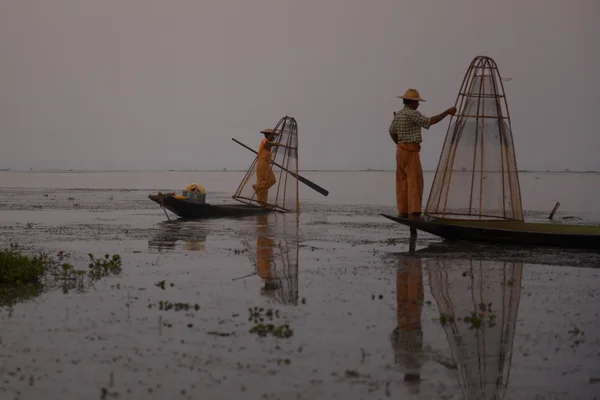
[425,56,523,221]
[427,258,523,400]
[233,116,299,212]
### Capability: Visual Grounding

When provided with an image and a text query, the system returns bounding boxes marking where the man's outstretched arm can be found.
[429,107,457,126]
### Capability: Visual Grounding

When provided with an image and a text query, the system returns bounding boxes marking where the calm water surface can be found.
[0,171,599,399]
[1,170,599,213]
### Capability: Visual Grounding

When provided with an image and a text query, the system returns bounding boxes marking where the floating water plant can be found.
[153,301,199,312]
[0,245,47,286]
[1,245,123,312]
[249,323,293,338]
[248,306,280,323]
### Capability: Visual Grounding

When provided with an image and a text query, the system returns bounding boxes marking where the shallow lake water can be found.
[1,171,599,399]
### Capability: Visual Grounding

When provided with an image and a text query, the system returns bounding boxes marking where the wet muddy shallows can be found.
[1,187,600,399]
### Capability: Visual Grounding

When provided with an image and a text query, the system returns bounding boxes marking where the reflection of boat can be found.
[148,220,208,251]
[398,240,600,268]
[427,256,522,400]
[382,215,600,250]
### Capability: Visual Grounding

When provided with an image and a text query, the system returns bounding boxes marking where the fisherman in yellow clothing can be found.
[253,128,280,205]
[389,89,456,220]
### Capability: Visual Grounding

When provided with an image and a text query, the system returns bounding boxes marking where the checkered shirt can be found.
[389,106,431,144]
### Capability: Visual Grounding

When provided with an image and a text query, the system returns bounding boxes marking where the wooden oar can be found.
[232,138,329,196]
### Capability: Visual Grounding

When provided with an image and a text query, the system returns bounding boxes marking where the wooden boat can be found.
[148,193,272,219]
[148,116,327,220]
[381,214,600,250]
[385,56,600,251]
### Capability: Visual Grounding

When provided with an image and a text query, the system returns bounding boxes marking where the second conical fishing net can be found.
[425,56,523,221]
[233,116,299,212]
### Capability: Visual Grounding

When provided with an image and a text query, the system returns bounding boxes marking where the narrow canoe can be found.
[381,214,600,250]
[149,193,273,219]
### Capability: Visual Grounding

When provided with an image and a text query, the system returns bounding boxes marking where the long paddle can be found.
[232,138,329,196]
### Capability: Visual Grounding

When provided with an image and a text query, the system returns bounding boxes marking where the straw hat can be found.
[397,88,426,102]
[260,128,280,135]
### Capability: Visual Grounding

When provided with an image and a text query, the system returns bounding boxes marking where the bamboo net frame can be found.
[425,56,523,221]
[233,116,300,212]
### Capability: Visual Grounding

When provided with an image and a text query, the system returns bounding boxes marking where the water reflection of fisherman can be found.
[390,255,424,389]
[256,214,279,293]
[253,128,281,206]
[252,214,300,305]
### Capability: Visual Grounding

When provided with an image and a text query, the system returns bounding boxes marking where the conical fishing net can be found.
[425,56,523,221]
[233,116,299,212]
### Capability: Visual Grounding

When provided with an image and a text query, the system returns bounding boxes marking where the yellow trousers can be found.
[254,160,276,204]
[396,143,423,216]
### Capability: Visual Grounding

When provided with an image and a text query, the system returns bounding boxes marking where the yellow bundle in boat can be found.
[182,183,207,203]
[184,183,206,194]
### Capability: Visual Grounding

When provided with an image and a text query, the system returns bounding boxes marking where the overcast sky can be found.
[1,0,598,171]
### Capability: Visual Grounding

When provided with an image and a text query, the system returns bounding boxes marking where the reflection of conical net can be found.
[252,214,299,305]
[426,56,523,221]
[269,244,299,305]
[233,116,299,212]
[427,258,523,400]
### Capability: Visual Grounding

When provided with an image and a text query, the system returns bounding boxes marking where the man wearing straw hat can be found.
[253,128,281,205]
[389,89,456,220]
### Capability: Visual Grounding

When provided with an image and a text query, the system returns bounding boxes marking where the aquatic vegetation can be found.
[249,323,293,338]
[463,312,483,329]
[150,301,200,312]
[207,331,234,337]
[568,325,585,348]
[439,313,455,326]
[345,370,360,378]
[87,253,122,280]
[248,306,280,323]
[154,280,175,290]
[462,309,497,330]
[0,245,122,312]
[0,245,47,286]
[246,306,292,338]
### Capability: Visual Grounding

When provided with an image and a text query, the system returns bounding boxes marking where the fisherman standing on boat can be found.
[389,89,456,220]
[253,128,280,206]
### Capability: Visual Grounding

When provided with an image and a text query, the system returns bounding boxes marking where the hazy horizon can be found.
[2,167,598,173]
[2,1,599,172]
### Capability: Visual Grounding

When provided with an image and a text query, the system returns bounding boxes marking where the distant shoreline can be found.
[1,169,598,174]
